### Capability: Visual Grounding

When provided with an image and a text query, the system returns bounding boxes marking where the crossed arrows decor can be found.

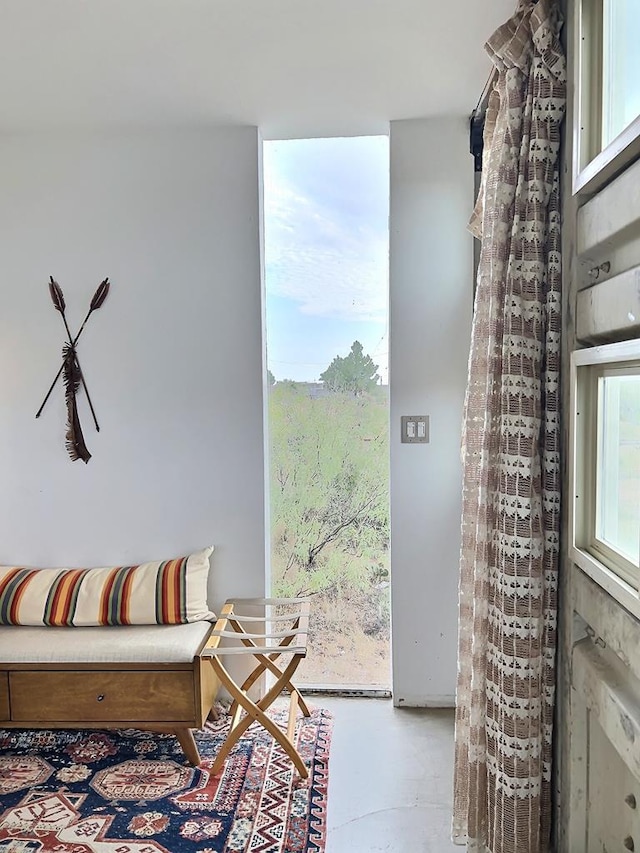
[36,276,111,463]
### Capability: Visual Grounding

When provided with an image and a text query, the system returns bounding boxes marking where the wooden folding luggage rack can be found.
[202,597,311,778]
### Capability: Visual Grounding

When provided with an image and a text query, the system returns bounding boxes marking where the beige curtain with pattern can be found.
[452,2,566,851]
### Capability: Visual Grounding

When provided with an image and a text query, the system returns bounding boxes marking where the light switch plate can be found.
[401,415,429,443]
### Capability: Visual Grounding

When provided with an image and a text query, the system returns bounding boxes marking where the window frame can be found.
[571,341,640,617]
[573,0,640,195]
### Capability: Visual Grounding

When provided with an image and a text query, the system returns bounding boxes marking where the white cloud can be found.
[263,138,389,321]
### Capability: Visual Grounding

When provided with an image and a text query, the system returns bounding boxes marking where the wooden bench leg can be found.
[175,728,201,765]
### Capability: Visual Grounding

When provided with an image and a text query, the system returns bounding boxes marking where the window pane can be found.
[597,374,640,564]
[264,137,391,689]
[602,0,640,148]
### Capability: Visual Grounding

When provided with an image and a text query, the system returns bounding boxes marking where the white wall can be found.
[0,127,266,611]
[389,118,473,706]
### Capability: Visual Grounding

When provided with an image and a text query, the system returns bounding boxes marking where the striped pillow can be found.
[0,547,214,627]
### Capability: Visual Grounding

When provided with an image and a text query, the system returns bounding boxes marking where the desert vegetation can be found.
[268,342,390,686]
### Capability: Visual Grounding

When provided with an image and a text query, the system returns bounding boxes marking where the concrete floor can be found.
[319,696,459,853]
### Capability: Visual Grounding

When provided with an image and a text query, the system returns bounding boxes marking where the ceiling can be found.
[0,0,514,136]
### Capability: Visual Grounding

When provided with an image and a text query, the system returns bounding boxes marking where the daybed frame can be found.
[0,623,218,765]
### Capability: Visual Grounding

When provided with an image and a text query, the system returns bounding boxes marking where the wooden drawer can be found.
[0,671,8,721]
[10,670,195,723]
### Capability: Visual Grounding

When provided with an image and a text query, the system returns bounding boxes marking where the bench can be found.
[0,621,218,765]
[0,551,311,773]
[0,548,219,764]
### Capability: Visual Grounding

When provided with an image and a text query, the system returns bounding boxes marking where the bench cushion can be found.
[0,621,212,663]
[0,547,214,627]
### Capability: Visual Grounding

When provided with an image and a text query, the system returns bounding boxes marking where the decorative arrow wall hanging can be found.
[36,277,111,463]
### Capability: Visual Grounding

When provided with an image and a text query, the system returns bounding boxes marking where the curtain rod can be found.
[472,67,498,120]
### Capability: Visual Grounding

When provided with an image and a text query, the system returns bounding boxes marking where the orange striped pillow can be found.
[0,547,214,626]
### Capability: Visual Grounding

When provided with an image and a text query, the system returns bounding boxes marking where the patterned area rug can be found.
[0,706,332,853]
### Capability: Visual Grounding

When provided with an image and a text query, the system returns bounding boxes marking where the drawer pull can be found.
[96,694,105,702]
[626,794,637,810]
[624,837,635,851]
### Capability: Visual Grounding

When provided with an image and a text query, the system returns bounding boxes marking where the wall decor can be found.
[36,276,110,463]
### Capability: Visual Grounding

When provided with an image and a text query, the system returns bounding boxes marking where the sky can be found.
[263,136,390,384]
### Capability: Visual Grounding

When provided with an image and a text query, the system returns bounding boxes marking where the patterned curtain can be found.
[452,2,565,852]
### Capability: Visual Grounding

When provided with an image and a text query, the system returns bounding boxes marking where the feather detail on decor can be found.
[90,278,110,311]
[71,278,111,344]
[62,344,91,464]
[48,276,66,313]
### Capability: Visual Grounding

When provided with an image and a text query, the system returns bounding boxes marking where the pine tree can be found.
[320,341,380,396]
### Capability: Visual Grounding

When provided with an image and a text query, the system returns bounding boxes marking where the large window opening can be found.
[263,136,390,689]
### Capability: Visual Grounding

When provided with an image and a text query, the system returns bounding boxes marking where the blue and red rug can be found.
[0,706,332,853]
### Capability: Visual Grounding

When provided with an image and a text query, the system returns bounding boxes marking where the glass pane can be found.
[602,0,640,148]
[264,137,391,688]
[597,374,640,564]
